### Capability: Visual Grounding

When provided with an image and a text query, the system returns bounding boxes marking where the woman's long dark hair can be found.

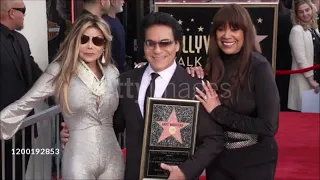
[205,4,256,105]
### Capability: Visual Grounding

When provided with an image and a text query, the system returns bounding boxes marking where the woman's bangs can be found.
[212,6,247,31]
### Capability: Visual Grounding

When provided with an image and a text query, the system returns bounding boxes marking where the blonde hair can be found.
[291,0,318,30]
[52,14,112,115]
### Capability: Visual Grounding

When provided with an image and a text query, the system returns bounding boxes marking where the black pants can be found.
[276,75,290,111]
[207,160,277,180]
[0,129,32,180]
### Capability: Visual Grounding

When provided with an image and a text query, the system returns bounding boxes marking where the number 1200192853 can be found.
[12,148,60,155]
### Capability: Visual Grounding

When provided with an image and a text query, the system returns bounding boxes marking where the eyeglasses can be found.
[81,35,105,46]
[144,40,174,48]
[10,7,26,15]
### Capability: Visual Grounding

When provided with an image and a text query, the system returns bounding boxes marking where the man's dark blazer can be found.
[0,27,42,179]
[114,63,225,180]
[0,30,42,111]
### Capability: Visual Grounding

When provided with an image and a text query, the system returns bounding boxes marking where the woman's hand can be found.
[60,122,70,149]
[195,80,221,113]
[186,66,204,79]
[134,62,147,68]
[308,78,320,93]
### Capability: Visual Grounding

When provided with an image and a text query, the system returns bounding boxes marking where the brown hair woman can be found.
[194,4,280,180]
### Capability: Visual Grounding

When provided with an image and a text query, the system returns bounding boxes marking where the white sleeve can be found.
[0,62,60,140]
[289,26,313,78]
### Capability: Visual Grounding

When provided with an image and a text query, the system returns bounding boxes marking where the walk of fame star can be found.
[156,109,190,144]
[256,35,268,43]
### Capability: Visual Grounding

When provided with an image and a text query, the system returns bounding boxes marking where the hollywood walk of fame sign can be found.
[154,1,279,71]
[140,98,199,179]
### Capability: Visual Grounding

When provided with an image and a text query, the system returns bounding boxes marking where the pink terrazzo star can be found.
[156,109,190,144]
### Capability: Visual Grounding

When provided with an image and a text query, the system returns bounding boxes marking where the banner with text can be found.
[155,4,278,69]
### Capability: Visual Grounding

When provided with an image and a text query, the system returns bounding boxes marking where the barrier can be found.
[276,64,320,75]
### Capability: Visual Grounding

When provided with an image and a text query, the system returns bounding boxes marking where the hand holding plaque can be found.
[139,98,199,180]
[160,163,186,180]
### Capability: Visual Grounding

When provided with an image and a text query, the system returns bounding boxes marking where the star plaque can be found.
[156,109,190,144]
[140,98,199,179]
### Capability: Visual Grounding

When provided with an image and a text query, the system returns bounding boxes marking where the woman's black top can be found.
[208,51,280,167]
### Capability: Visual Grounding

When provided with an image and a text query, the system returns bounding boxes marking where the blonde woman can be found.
[0,14,125,179]
[288,0,320,111]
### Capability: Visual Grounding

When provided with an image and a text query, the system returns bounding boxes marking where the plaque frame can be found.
[139,98,200,180]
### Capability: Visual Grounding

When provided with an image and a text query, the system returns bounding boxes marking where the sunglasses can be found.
[145,40,174,48]
[11,7,26,15]
[81,35,105,46]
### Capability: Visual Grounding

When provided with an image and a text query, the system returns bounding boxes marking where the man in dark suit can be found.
[114,12,225,180]
[61,12,225,180]
[0,0,42,179]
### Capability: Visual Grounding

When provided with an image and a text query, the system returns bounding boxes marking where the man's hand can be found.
[160,163,186,180]
[60,122,69,149]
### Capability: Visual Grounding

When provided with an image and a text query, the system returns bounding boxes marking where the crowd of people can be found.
[0,0,319,179]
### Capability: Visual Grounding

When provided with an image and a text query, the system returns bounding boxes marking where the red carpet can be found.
[275,112,319,180]
[122,112,320,180]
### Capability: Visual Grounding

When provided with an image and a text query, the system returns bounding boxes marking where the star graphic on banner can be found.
[257,17,263,23]
[191,18,194,22]
[186,28,190,31]
[156,109,190,144]
[198,26,204,32]
[256,35,268,43]
[178,19,183,25]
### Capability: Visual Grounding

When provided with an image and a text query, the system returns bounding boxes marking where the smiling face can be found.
[216,23,244,55]
[144,25,180,72]
[296,3,313,23]
[79,27,105,64]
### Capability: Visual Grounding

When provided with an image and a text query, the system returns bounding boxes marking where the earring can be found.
[101,55,106,64]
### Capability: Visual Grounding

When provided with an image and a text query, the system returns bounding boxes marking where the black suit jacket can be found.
[114,64,225,180]
[0,26,42,142]
[0,29,42,110]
